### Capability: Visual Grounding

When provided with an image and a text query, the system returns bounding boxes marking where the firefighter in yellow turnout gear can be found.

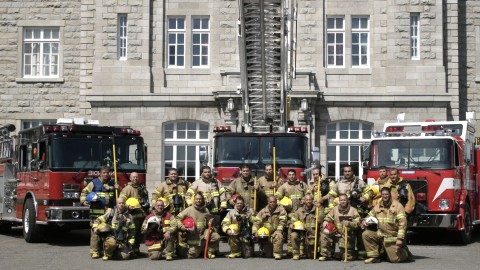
[252,195,288,260]
[362,186,412,263]
[141,199,175,260]
[151,168,190,215]
[226,164,256,210]
[186,166,227,214]
[318,194,360,261]
[384,168,416,215]
[92,197,136,261]
[255,164,281,211]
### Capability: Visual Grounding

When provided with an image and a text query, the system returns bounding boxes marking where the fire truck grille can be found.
[404,179,428,214]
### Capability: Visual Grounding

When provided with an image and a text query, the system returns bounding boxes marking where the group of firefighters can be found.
[80,164,414,264]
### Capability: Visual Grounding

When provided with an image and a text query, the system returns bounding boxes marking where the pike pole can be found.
[112,137,119,199]
[204,219,213,259]
[313,176,321,260]
[273,147,277,194]
[344,226,348,262]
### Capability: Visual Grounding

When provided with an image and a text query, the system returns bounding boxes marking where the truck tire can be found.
[459,204,472,245]
[22,198,44,243]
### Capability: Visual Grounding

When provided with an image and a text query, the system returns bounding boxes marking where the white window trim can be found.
[410,13,420,60]
[192,17,210,68]
[326,16,345,68]
[351,16,370,68]
[167,17,186,68]
[118,14,128,60]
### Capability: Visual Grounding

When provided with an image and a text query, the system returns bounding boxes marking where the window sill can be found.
[165,68,211,75]
[325,68,372,75]
[16,77,65,83]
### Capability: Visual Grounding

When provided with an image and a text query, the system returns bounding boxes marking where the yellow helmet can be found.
[279,196,292,211]
[257,227,270,238]
[96,223,112,235]
[370,184,380,196]
[126,197,140,208]
[158,197,170,208]
[228,224,239,235]
[293,220,305,231]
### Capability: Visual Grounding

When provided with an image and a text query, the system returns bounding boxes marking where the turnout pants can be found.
[362,230,410,263]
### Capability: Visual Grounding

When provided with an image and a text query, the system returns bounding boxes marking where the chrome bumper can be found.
[409,213,458,228]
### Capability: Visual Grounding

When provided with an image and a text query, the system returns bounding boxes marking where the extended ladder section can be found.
[238,0,296,133]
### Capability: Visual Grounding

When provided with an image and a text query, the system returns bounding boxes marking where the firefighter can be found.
[370,166,390,208]
[151,168,190,256]
[92,197,135,261]
[175,191,220,259]
[318,194,360,261]
[326,165,371,259]
[289,194,323,260]
[186,165,227,214]
[385,168,415,215]
[254,164,281,211]
[120,172,147,256]
[151,168,190,215]
[221,195,255,258]
[309,167,335,211]
[80,166,117,259]
[362,187,412,263]
[226,164,255,210]
[275,169,307,255]
[141,199,175,261]
[252,195,287,260]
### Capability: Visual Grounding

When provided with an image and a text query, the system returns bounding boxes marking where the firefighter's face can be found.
[379,169,387,179]
[100,169,110,181]
[304,195,313,208]
[130,172,139,184]
[168,170,178,181]
[339,195,348,208]
[381,189,391,203]
[268,196,277,211]
[194,194,204,207]
[343,167,353,179]
[264,165,273,177]
[389,170,399,182]
[287,171,296,182]
[312,169,320,181]
[117,198,126,212]
[154,201,165,214]
[202,168,212,179]
[235,199,245,211]
[241,167,250,178]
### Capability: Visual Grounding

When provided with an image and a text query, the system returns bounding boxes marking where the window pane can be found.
[339,122,349,130]
[193,56,199,66]
[178,19,185,29]
[177,146,185,160]
[327,145,336,159]
[165,145,173,160]
[350,130,359,139]
[193,34,200,44]
[193,19,200,29]
[350,122,359,130]
[201,35,209,44]
[340,146,348,161]
[352,18,359,29]
[187,131,196,139]
[187,146,195,160]
[351,146,359,160]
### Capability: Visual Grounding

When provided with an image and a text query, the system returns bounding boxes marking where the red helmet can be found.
[182,217,195,230]
[322,221,336,235]
[231,194,239,202]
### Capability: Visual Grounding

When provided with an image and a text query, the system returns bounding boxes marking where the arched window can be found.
[164,121,209,182]
[326,121,372,180]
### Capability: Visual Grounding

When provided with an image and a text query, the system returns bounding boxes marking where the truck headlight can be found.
[439,199,450,210]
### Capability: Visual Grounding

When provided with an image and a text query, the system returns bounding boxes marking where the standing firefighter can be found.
[151,168,190,215]
[255,164,281,210]
[221,195,255,258]
[384,168,415,215]
[309,167,335,210]
[141,199,175,261]
[318,194,360,261]
[226,164,255,209]
[92,197,135,261]
[80,166,116,259]
[175,192,220,259]
[252,195,287,260]
[362,187,412,264]
[289,194,323,260]
[120,172,148,256]
[186,166,227,214]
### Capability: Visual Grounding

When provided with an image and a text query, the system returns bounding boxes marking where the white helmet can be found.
[147,216,159,224]
[365,216,378,225]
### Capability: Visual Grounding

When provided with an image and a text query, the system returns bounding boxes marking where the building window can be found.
[410,13,420,60]
[326,121,372,180]
[164,121,209,182]
[326,17,345,67]
[21,120,56,130]
[351,17,369,67]
[118,14,128,60]
[23,28,60,77]
[168,17,185,67]
[192,17,210,67]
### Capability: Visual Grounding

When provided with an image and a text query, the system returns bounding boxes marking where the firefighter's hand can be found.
[396,239,403,247]
[114,183,121,191]
[342,220,351,227]
[93,228,99,235]
[82,201,89,206]
[359,196,366,203]
[361,220,368,227]
[313,200,320,207]
[227,229,233,236]
[208,217,214,225]
[253,184,259,190]
[289,223,294,229]
[228,199,235,206]
[164,231,171,240]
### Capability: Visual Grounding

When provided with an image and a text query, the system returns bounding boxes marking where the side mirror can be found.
[199,146,208,165]
[310,146,320,167]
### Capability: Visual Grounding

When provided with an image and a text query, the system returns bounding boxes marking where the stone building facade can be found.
[0,0,479,187]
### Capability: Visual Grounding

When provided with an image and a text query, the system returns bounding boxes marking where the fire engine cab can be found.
[365,119,480,244]
[0,119,146,242]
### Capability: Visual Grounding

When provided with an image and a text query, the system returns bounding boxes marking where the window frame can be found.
[167,17,186,68]
[351,16,370,67]
[410,13,420,60]
[192,17,210,68]
[118,14,128,60]
[326,16,345,68]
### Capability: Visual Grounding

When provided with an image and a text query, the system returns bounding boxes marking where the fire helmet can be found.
[365,216,379,231]
[157,197,170,208]
[322,221,336,235]
[228,224,239,235]
[257,227,270,238]
[86,192,99,203]
[147,216,159,224]
[293,220,306,231]
[126,198,140,208]
[370,184,380,196]
[182,217,196,230]
[279,196,292,211]
[96,223,112,235]
[231,194,239,202]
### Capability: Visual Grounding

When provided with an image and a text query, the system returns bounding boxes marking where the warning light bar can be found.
[213,126,232,132]
[288,126,308,133]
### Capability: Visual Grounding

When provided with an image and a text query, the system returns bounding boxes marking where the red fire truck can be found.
[0,119,146,242]
[365,120,480,244]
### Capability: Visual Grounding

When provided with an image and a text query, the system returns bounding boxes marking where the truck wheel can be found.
[22,198,44,243]
[459,204,472,245]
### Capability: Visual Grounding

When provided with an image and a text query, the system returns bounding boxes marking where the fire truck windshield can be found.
[214,136,307,168]
[369,139,453,169]
[50,137,145,171]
